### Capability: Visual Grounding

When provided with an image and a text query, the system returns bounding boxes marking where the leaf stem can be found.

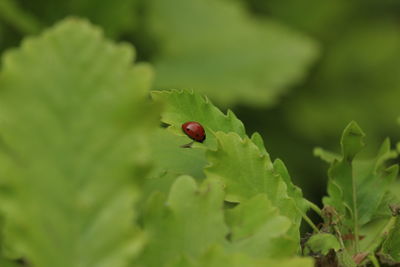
[368,254,380,267]
[302,212,320,233]
[333,225,346,249]
[352,167,360,253]
[306,200,322,217]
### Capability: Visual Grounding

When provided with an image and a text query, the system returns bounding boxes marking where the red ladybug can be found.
[181,121,206,143]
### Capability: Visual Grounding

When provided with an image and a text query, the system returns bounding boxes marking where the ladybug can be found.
[181,121,206,143]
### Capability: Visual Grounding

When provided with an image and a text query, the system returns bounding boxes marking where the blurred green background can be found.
[0,0,399,206]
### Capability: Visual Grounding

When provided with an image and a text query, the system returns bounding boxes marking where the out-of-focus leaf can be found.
[0,18,157,267]
[382,217,400,262]
[0,258,20,267]
[304,233,340,255]
[152,90,246,149]
[175,246,314,267]
[285,20,400,144]
[246,0,355,39]
[337,249,357,267]
[16,0,138,37]
[0,0,42,34]
[225,194,297,258]
[137,176,228,267]
[314,147,341,164]
[147,0,318,107]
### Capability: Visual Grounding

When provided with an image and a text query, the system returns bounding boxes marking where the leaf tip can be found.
[341,121,365,161]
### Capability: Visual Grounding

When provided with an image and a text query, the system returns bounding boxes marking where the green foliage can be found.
[382,216,400,262]
[138,176,228,266]
[150,89,309,260]
[304,233,340,255]
[284,19,400,143]
[234,1,400,225]
[152,89,246,149]
[0,257,20,267]
[12,0,138,37]
[0,19,316,267]
[320,122,398,231]
[176,246,313,267]
[0,18,156,267]
[225,194,297,258]
[148,129,207,179]
[312,122,400,265]
[146,0,318,106]
[250,0,400,146]
[147,90,311,263]
[205,132,308,242]
[0,0,41,34]
[0,0,319,108]
[0,4,399,266]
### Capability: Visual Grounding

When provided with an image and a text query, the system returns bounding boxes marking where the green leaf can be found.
[250,132,269,156]
[0,18,156,267]
[321,122,398,252]
[284,20,400,145]
[273,159,310,218]
[337,249,357,267]
[0,258,20,267]
[67,0,138,37]
[15,1,138,37]
[304,233,340,255]
[152,89,246,148]
[314,147,341,163]
[179,246,314,267]
[226,194,288,242]
[341,121,365,162]
[0,0,42,34]
[147,0,318,107]
[140,128,208,208]
[205,132,307,245]
[138,176,228,267]
[225,194,297,258]
[148,129,207,179]
[382,217,400,262]
[205,132,281,202]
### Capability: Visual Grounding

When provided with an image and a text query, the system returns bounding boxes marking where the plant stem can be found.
[368,254,380,267]
[302,212,320,233]
[333,225,346,249]
[352,167,360,253]
[307,200,323,217]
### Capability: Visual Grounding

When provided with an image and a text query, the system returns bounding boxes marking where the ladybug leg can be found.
[180,141,194,148]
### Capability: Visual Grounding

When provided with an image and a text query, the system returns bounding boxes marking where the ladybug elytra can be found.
[181,121,206,143]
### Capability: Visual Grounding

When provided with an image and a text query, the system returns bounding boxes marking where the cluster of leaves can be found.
[230,0,400,206]
[305,123,400,266]
[0,15,399,267]
[0,19,315,267]
[1,0,399,215]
